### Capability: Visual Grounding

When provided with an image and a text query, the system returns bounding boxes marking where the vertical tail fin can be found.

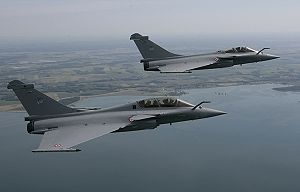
[130,33,181,59]
[7,80,76,116]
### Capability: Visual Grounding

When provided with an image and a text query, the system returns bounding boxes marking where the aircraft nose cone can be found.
[265,54,280,60]
[204,108,227,117]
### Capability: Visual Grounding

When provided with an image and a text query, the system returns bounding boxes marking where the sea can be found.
[0,84,300,192]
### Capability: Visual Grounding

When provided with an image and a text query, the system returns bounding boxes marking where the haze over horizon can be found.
[1,0,300,42]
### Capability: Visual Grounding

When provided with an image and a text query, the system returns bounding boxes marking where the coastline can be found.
[1,83,298,113]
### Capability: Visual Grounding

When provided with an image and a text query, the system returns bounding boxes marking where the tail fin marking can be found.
[7,80,76,116]
[130,33,181,59]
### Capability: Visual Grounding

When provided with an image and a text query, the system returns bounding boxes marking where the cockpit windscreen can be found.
[224,47,256,53]
[137,97,192,108]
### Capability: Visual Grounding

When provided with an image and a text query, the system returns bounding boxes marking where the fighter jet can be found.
[8,80,226,152]
[130,33,280,73]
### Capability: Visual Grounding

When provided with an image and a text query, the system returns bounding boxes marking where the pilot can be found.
[240,47,247,52]
[153,100,159,107]
[145,100,151,108]
[162,98,169,106]
[138,100,145,107]
[169,98,176,105]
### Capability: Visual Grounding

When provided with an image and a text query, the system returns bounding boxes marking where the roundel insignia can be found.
[128,116,134,122]
[54,144,63,148]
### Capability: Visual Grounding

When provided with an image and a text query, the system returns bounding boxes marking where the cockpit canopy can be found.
[223,47,256,53]
[137,97,193,108]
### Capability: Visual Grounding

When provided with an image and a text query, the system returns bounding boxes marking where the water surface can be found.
[0,84,300,192]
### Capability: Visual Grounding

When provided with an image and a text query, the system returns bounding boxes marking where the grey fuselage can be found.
[26,99,225,135]
[143,50,279,72]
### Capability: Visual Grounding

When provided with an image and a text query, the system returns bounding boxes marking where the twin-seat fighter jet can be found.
[8,80,226,152]
[130,33,280,73]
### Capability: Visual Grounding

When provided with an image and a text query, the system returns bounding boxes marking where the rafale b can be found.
[131,33,279,73]
[8,80,226,152]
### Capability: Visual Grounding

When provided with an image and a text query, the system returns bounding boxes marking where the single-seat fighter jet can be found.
[130,33,280,73]
[8,80,226,152]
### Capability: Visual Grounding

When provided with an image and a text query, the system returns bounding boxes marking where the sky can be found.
[0,0,300,42]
